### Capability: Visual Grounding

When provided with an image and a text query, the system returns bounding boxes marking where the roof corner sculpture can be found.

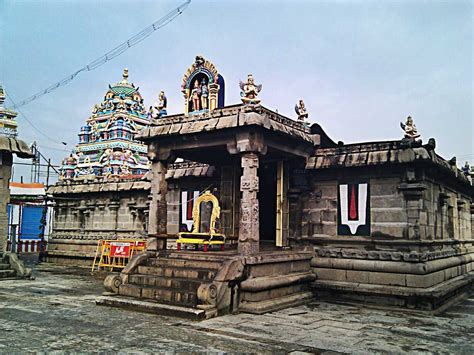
[149,91,167,119]
[400,115,421,140]
[294,99,308,123]
[181,55,225,115]
[59,69,150,180]
[239,74,262,105]
[0,83,18,138]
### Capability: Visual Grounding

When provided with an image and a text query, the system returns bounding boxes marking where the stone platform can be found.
[101,248,315,318]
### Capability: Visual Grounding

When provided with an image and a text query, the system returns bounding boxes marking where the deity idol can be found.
[149,91,168,119]
[400,116,420,139]
[294,99,308,122]
[239,74,262,104]
[189,79,201,112]
[200,79,209,110]
[462,162,471,176]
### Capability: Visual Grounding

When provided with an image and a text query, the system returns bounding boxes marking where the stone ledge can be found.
[96,295,208,320]
[47,250,96,258]
[238,291,313,315]
[311,244,474,262]
[243,251,313,265]
[311,252,474,275]
[312,273,474,311]
[240,272,316,292]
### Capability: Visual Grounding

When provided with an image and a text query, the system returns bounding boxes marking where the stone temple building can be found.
[49,56,474,317]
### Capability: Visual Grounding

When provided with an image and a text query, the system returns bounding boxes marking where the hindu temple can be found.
[48,56,474,318]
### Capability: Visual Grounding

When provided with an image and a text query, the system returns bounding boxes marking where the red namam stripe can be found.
[349,185,357,220]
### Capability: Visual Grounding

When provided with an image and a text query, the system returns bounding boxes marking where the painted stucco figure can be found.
[189,80,201,112]
[149,91,167,119]
[400,116,420,139]
[200,79,209,110]
[240,74,262,104]
[295,99,308,122]
[181,55,225,115]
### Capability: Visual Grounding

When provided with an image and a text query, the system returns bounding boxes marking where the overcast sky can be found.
[2,0,473,183]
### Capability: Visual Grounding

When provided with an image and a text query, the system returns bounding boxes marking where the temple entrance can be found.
[259,161,277,245]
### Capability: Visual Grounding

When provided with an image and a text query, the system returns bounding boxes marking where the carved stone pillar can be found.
[147,160,168,251]
[238,152,260,255]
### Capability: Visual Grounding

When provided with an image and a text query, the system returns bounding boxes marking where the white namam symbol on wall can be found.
[181,191,200,231]
[339,183,368,235]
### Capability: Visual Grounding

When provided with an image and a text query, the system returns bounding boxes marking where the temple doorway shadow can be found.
[259,161,277,245]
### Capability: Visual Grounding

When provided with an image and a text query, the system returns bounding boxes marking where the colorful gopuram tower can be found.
[0,84,19,138]
[60,69,150,180]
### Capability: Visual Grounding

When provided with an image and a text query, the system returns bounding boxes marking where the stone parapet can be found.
[137,104,319,146]
[48,162,214,195]
[306,140,473,194]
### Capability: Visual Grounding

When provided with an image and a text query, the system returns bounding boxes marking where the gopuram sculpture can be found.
[400,115,420,139]
[59,69,150,180]
[149,91,167,119]
[181,55,225,115]
[295,99,309,122]
[189,79,201,112]
[239,74,262,104]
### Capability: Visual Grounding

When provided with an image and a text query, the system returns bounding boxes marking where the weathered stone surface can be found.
[4,265,474,353]
[238,152,260,255]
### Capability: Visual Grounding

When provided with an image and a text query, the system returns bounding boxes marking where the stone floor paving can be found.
[0,263,473,354]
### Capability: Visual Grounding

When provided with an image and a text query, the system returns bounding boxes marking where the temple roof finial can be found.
[0,82,5,107]
[121,68,129,84]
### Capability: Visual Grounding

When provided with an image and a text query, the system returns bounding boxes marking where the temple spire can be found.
[0,82,5,106]
[120,68,129,84]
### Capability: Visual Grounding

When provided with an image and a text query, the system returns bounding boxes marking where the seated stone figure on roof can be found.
[149,91,167,119]
[295,99,309,122]
[400,116,420,139]
[240,74,262,104]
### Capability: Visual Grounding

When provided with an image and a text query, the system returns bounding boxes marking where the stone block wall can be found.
[48,169,220,265]
[301,175,409,240]
[300,141,474,310]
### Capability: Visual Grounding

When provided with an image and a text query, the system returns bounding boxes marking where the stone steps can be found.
[119,283,198,307]
[128,274,202,292]
[0,269,15,278]
[146,257,223,270]
[137,265,217,281]
[0,263,10,270]
[117,253,231,309]
[96,296,207,320]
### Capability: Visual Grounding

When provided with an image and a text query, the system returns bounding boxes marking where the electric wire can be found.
[10,0,191,110]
